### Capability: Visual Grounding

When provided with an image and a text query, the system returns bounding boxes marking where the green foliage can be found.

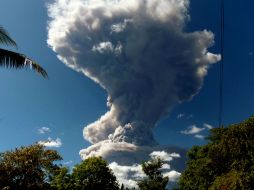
[0,26,17,47]
[0,25,48,77]
[137,158,168,190]
[50,167,76,190]
[51,156,120,190]
[0,144,62,190]
[176,116,254,190]
[210,170,254,190]
[72,157,119,190]
[0,145,119,190]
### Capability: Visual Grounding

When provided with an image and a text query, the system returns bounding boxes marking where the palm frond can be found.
[0,26,17,47]
[0,48,48,78]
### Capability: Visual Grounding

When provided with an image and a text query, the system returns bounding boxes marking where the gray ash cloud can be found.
[47,0,220,188]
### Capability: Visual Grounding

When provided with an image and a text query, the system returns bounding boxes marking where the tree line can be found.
[0,144,169,190]
[175,116,254,190]
[1,116,254,190]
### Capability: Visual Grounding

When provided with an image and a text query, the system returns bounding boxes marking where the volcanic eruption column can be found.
[47,0,220,186]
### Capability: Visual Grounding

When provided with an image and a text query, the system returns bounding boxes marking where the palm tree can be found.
[0,26,48,78]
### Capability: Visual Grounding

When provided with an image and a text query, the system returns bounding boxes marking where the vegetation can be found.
[176,116,254,190]
[50,167,75,190]
[0,26,47,77]
[72,157,119,190]
[0,143,169,190]
[0,144,62,190]
[1,116,254,189]
[51,157,119,190]
[137,158,169,190]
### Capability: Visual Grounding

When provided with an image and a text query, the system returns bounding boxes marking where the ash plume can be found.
[47,0,220,188]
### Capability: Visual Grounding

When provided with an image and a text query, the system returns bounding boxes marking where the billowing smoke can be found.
[47,0,220,188]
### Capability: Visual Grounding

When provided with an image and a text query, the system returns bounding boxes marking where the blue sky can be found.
[0,0,254,167]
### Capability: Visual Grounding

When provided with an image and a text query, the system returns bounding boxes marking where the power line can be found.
[219,0,224,127]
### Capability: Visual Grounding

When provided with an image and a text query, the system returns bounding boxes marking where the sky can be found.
[0,0,254,188]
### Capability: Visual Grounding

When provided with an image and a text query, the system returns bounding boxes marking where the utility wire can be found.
[219,0,225,127]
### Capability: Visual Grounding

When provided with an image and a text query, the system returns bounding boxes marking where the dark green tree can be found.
[0,26,47,77]
[72,157,119,190]
[176,116,254,190]
[137,158,169,190]
[50,167,75,190]
[0,144,62,190]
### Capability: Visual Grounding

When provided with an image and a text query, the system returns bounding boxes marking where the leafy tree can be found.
[50,167,75,190]
[0,144,62,190]
[176,116,254,190]
[0,26,47,77]
[52,157,119,190]
[137,158,169,190]
[72,157,119,190]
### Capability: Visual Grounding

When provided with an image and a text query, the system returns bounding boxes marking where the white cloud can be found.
[150,151,180,161]
[177,113,193,119]
[106,146,183,189]
[181,123,211,140]
[181,125,205,135]
[164,170,181,182]
[110,163,181,188]
[110,162,181,188]
[162,163,171,169]
[38,127,51,134]
[169,152,181,158]
[62,160,73,165]
[203,123,213,129]
[80,140,186,189]
[177,113,185,119]
[39,137,62,148]
[194,134,205,140]
[109,162,145,188]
